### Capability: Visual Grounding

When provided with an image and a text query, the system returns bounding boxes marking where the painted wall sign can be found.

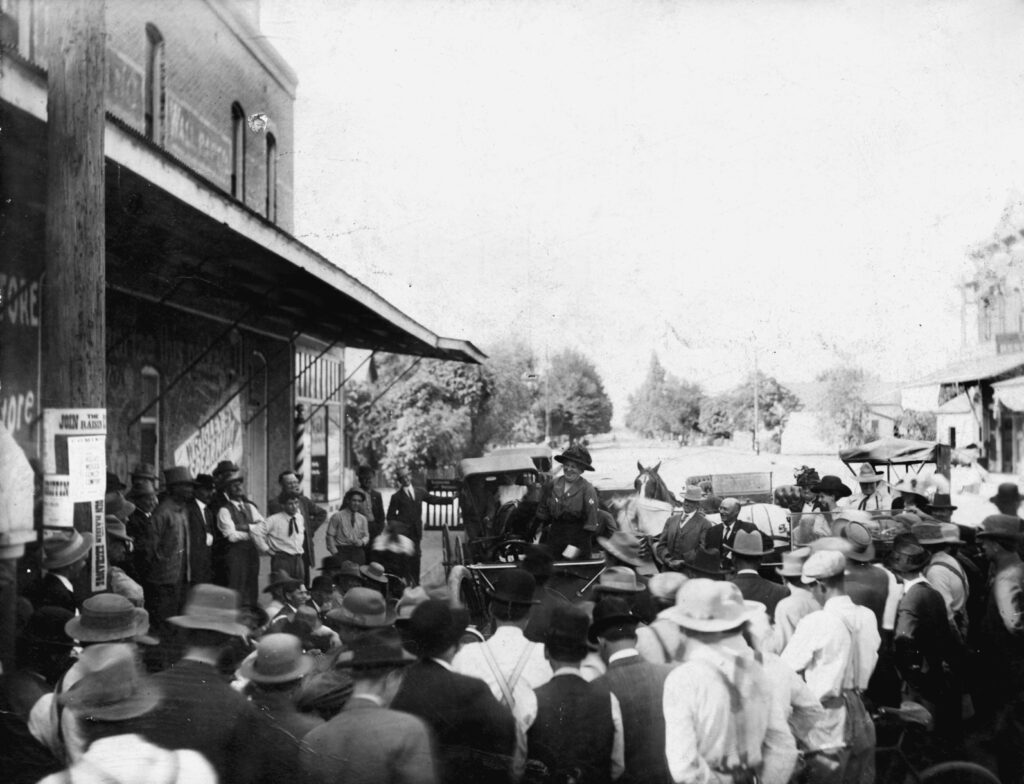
[173,395,243,477]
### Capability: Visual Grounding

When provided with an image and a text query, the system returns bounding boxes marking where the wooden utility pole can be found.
[42,0,107,408]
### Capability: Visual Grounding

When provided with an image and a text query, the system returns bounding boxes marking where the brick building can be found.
[0,0,481,516]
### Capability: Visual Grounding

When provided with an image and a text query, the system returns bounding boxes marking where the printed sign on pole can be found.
[42,409,107,591]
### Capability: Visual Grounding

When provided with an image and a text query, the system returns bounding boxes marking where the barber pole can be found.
[294,404,311,497]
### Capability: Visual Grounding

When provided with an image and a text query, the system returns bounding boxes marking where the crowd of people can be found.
[2,444,1022,783]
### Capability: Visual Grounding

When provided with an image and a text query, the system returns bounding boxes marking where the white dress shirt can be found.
[252,511,306,556]
[216,499,265,542]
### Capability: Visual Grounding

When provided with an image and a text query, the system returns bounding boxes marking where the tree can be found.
[896,410,937,441]
[541,349,613,441]
[476,340,542,446]
[625,353,703,439]
[815,366,870,447]
[726,372,802,433]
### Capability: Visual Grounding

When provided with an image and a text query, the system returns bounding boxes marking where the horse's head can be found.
[635,461,676,504]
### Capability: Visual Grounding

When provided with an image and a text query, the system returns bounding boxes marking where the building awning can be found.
[993,377,1024,413]
[1,54,485,364]
[906,352,1024,387]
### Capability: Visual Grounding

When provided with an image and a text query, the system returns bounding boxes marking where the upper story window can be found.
[144,24,165,143]
[266,133,277,222]
[140,366,161,473]
[231,102,246,202]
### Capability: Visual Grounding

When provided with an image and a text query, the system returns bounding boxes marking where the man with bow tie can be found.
[253,490,306,581]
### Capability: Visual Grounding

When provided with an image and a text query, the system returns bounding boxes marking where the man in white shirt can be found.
[839,464,894,512]
[451,569,552,774]
[770,548,819,654]
[916,522,970,639]
[252,491,306,580]
[216,470,266,609]
[780,550,880,784]
[662,579,798,784]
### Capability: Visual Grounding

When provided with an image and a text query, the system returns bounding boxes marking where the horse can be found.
[634,461,678,505]
[609,462,681,538]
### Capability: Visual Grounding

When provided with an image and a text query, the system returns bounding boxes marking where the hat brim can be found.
[358,567,388,583]
[659,600,763,632]
[977,531,1023,542]
[42,532,95,570]
[62,680,162,721]
[593,582,645,594]
[65,608,150,642]
[989,494,1023,505]
[918,536,963,546]
[588,614,638,643]
[263,579,303,593]
[723,543,773,558]
[597,537,658,572]
[335,649,416,669]
[167,615,249,637]
[238,651,314,684]
[554,455,594,471]
[810,483,852,499]
[776,566,804,577]
[325,607,393,629]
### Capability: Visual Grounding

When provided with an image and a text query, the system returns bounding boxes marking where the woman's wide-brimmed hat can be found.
[855,464,885,484]
[42,530,94,570]
[809,475,852,499]
[325,587,392,629]
[487,568,539,605]
[990,482,1024,507]
[593,566,645,594]
[59,643,162,721]
[238,633,314,684]
[168,584,248,637]
[555,444,594,472]
[661,579,764,633]
[66,593,150,643]
[724,530,772,558]
[597,530,657,574]
[359,562,388,584]
[336,627,415,670]
[588,595,638,643]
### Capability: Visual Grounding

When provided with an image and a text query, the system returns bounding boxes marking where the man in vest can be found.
[781,551,880,784]
[215,470,265,609]
[528,604,624,784]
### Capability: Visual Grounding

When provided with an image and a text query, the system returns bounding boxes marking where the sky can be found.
[259,0,1024,421]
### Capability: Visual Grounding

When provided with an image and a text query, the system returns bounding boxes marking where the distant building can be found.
[780,382,902,455]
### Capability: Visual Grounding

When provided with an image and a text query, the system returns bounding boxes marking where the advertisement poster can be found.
[174,396,243,477]
[42,408,107,591]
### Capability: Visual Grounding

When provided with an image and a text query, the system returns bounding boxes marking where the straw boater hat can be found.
[856,464,885,485]
[168,584,249,637]
[66,593,150,643]
[59,643,162,721]
[597,530,658,574]
[336,627,415,670]
[42,530,94,570]
[326,587,392,629]
[809,475,852,499]
[840,522,876,563]
[724,530,773,558]
[661,579,763,633]
[776,547,811,577]
[238,634,315,684]
[555,444,594,472]
[359,562,388,584]
[593,566,645,594]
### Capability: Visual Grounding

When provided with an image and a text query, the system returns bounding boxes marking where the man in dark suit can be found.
[726,530,789,620]
[528,604,622,784]
[591,597,675,784]
[653,486,711,571]
[30,531,94,613]
[385,467,453,584]
[358,466,387,561]
[703,497,759,569]
[391,600,516,784]
[185,473,216,587]
[267,469,327,584]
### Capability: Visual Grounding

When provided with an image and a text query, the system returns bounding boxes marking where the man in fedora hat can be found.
[592,596,674,784]
[238,633,323,741]
[125,480,159,583]
[302,628,435,784]
[267,469,328,585]
[105,518,144,608]
[144,466,195,631]
[593,565,656,624]
[391,600,517,784]
[727,531,788,621]
[916,522,970,640]
[386,467,455,585]
[663,579,797,784]
[535,445,600,560]
[890,537,961,744]
[654,486,714,571]
[781,551,879,784]
[30,531,94,613]
[839,464,894,512]
[703,497,760,569]
[769,548,818,654]
[975,514,1024,779]
[452,569,552,775]
[145,584,262,784]
[262,570,310,631]
[215,469,266,608]
[527,604,624,784]
[185,473,216,589]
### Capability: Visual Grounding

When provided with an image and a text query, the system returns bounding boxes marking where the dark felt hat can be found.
[977,514,1023,543]
[809,475,852,499]
[336,627,415,670]
[488,568,539,605]
[682,546,728,576]
[588,596,638,643]
[990,483,1024,507]
[555,444,594,472]
[544,604,590,660]
[407,600,469,658]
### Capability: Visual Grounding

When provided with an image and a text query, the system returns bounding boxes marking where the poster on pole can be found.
[42,408,107,591]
